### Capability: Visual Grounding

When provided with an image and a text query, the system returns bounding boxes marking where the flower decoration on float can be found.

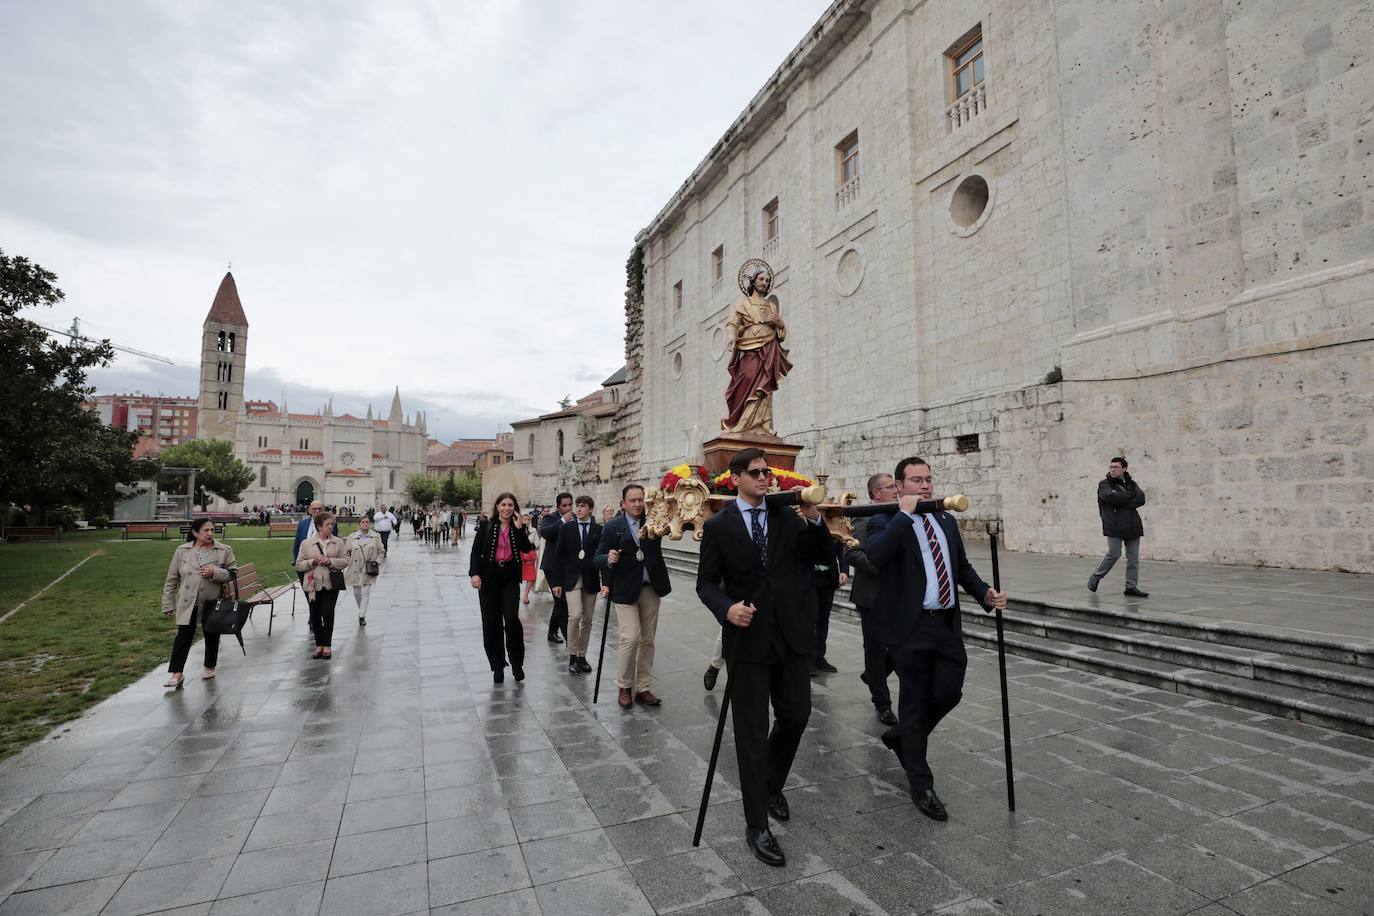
[709,466,813,495]
[658,464,710,491]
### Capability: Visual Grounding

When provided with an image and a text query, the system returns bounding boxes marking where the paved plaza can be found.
[1,536,1372,915]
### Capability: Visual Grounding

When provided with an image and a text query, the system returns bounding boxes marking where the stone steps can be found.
[661,545,1374,739]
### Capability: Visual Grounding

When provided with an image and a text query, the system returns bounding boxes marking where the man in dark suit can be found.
[809,541,848,675]
[864,456,1007,822]
[846,472,900,726]
[293,500,324,587]
[552,495,606,675]
[696,448,832,867]
[595,484,672,709]
[540,492,573,643]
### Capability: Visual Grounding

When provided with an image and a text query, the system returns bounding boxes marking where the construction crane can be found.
[33,317,176,365]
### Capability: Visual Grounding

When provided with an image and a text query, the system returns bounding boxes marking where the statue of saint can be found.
[722,260,792,436]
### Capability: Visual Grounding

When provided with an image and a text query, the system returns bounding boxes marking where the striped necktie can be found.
[920,516,953,607]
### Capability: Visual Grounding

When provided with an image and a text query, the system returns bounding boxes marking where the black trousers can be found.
[379,529,390,552]
[309,587,340,647]
[480,565,525,671]
[169,607,219,673]
[547,590,568,641]
[890,612,967,793]
[813,579,837,658]
[856,605,894,712]
[728,647,812,829]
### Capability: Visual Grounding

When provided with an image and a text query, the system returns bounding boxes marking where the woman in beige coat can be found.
[296,511,350,659]
[344,514,383,626]
[161,517,237,688]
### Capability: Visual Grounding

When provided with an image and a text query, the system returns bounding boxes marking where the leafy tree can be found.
[454,468,482,504]
[157,440,255,510]
[404,474,439,507]
[0,249,158,522]
[439,472,461,506]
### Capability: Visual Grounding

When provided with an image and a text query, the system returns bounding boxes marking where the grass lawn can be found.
[0,537,307,761]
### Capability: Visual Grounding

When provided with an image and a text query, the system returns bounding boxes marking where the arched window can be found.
[556,430,564,458]
[259,466,268,488]
[388,469,396,490]
[216,331,226,351]
[227,333,236,353]
[528,433,535,456]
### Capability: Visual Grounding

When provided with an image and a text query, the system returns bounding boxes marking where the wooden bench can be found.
[3,527,61,542]
[179,522,226,539]
[122,523,169,540]
[232,562,298,635]
[267,521,298,537]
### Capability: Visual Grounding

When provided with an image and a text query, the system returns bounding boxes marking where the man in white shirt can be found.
[373,505,397,556]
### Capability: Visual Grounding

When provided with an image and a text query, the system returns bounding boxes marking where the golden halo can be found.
[737,258,774,296]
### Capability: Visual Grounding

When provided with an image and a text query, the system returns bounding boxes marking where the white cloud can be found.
[1,0,826,441]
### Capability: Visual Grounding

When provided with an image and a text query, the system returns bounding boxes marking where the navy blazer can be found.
[594,514,671,604]
[696,501,833,663]
[539,512,566,575]
[863,509,991,649]
[293,516,315,562]
[552,518,602,594]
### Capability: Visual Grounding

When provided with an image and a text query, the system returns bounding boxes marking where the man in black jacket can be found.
[540,492,573,642]
[865,456,1007,822]
[595,485,672,709]
[696,448,832,868]
[552,495,606,675]
[1089,456,1148,598]
[845,472,899,725]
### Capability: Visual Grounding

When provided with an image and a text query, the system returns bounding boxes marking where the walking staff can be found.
[591,590,612,704]
[988,527,1016,811]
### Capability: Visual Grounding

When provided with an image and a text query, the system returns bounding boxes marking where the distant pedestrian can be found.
[297,511,350,659]
[345,514,383,626]
[455,508,467,540]
[161,517,236,688]
[540,493,574,644]
[373,505,397,555]
[293,500,325,587]
[470,493,534,684]
[1089,456,1149,598]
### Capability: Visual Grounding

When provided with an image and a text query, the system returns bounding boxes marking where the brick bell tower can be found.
[196,271,249,443]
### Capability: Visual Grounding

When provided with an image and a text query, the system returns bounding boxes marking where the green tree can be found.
[454,467,482,504]
[0,248,158,522]
[404,474,439,507]
[157,440,255,510]
[439,472,461,506]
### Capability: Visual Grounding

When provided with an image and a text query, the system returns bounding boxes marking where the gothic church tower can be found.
[197,271,248,442]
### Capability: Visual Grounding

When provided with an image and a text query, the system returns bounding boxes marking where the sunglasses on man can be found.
[741,468,774,479]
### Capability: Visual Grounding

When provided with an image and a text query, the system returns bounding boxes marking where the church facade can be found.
[196,272,426,510]
[616,0,1373,572]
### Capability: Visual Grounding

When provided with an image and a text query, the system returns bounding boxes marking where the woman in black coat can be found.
[469,492,534,683]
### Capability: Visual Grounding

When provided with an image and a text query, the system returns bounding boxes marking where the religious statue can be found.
[722,259,792,436]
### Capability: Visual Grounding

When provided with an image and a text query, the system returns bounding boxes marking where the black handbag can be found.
[320,543,346,590]
[364,558,381,577]
[201,568,251,654]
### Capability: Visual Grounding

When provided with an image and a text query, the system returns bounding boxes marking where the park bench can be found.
[179,521,226,539]
[3,527,61,542]
[233,562,298,635]
[122,523,169,540]
[267,521,298,537]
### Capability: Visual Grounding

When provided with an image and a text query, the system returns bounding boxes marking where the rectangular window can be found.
[837,132,860,185]
[673,280,683,312]
[956,433,981,454]
[711,245,724,282]
[763,198,779,242]
[949,28,984,101]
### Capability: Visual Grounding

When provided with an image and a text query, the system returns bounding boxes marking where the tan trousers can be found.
[567,580,599,657]
[615,585,661,692]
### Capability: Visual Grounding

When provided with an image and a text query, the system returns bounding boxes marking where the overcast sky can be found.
[1,0,826,441]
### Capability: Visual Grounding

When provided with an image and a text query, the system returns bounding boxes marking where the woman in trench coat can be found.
[160,517,236,688]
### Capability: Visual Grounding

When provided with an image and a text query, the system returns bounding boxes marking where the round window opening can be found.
[672,351,684,378]
[950,174,990,228]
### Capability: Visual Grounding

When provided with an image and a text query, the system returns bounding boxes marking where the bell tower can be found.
[197,271,249,442]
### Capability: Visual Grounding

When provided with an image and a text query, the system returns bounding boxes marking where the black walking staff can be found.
[592,526,633,705]
[988,525,1016,811]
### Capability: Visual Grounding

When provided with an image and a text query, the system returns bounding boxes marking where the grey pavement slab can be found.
[0,534,1371,914]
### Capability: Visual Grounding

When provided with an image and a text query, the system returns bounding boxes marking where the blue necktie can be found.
[750,507,767,567]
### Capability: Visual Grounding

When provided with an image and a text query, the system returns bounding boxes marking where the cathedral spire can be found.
[204,271,249,327]
[389,387,403,424]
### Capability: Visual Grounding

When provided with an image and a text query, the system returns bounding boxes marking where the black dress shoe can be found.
[1123,587,1149,598]
[876,707,898,727]
[568,658,581,675]
[767,792,790,821]
[745,826,786,867]
[1087,577,1099,592]
[913,788,948,821]
[577,657,593,673]
[493,670,504,684]
[813,656,837,673]
[703,665,719,691]
[548,633,564,644]
[512,665,525,682]
[880,727,906,767]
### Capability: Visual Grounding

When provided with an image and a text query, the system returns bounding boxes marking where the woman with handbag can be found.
[469,493,534,684]
[296,511,350,659]
[344,514,383,627]
[160,517,237,688]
